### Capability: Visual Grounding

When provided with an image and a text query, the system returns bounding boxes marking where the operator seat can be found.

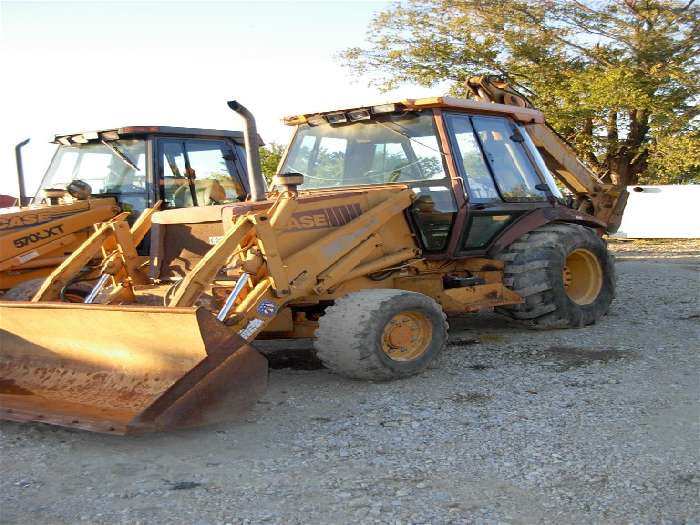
[173,179,227,207]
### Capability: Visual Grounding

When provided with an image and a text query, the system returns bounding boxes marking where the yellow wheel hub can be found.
[381,311,433,362]
[562,248,603,305]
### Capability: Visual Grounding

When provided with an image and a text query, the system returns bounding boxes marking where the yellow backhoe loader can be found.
[0,80,628,434]
[1,127,256,295]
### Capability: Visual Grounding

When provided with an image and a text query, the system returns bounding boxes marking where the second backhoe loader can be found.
[1,126,255,295]
[0,83,626,434]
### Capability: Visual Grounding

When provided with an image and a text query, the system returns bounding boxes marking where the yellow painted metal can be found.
[442,283,525,311]
[339,248,419,284]
[0,302,266,433]
[0,234,77,272]
[169,217,254,307]
[31,222,115,301]
[313,234,382,294]
[381,311,433,362]
[282,95,545,126]
[29,206,158,302]
[0,198,119,291]
[563,248,603,305]
[250,215,289,296]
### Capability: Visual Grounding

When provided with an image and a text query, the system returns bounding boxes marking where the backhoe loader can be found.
[0,79,627,434]
[1,126,255,295]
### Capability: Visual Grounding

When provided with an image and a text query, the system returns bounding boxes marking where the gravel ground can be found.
[1,240,699,524]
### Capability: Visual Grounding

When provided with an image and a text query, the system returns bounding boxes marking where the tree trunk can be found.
[602,109,649,187]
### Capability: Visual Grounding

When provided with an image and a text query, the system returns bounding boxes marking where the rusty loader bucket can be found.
[0,302,267,434]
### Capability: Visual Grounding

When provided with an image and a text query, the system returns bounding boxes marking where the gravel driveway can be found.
[1,240,698,524]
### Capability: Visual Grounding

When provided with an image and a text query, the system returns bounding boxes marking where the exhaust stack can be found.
[227,100,266,202]
[15,138,30,206]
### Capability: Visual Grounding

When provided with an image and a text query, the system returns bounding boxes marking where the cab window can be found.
[160,139,245,208]
[39,139,148,215]
[446,114,500,202]
[471,116,545,201]
[281,112,446,189]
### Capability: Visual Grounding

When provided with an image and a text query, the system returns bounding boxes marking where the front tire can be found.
[3,278,46,301]
[496,223,615,328]
[314,289,448,380]
[3,278,92,302]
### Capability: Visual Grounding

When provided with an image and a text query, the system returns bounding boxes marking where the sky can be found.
[0,0,447,197]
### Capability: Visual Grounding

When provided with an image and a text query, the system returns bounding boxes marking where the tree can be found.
[259,142,286,184]
[341,0,700,186]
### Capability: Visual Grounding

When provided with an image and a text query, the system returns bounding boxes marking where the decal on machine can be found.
[17,250,40,264]
[0,212,54,230]
[256,300,277,317]
[13,224,64,248]
[238,318,264,340]
[284,203,362,232]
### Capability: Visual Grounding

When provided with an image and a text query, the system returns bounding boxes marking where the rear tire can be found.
[314,289,448,380]
[496,222,615,328]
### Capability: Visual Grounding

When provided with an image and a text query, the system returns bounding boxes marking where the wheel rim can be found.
[381,310,433,362]
[562,248,603,305]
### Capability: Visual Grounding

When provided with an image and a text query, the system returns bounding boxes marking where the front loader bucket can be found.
[0,303,267,434]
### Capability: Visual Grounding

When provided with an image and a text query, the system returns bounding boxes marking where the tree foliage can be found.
[341,0,699,185]
[259,142,286,184]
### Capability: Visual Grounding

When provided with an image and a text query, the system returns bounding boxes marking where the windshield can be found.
[39,139,147,197]
[280,112,447,190]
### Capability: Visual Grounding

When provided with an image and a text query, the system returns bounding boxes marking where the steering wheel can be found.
[172,183,199,204]
[388,169,402,183]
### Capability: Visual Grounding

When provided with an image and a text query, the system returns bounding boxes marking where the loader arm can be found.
[32,201,161,302]
[465,76,628,232]
[169,187,417,342]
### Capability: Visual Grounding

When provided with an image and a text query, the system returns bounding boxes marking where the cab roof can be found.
[52,126,256,146]
[283,96,545,126]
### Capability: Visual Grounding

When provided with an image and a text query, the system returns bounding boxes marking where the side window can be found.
[161,140,245,208]
[463,215,515,249]
[471,116,545,201]
[446,114,500,202]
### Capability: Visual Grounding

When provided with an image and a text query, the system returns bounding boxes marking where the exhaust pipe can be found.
[227,101,266,202]
[15,138,30,206]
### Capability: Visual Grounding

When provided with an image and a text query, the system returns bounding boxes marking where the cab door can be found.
[443,112,551,254]
[155,137,248,209]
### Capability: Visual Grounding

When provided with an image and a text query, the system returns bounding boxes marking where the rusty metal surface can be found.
[0,303,268,434]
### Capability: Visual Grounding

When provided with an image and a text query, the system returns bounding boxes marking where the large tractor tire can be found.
[3,278,92,302]
[496,222,615,328]
[314,289,448,381]
[3,278,46,301]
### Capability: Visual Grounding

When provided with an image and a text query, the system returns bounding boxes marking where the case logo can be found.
[285,204,362,232]
[0,212,53,230]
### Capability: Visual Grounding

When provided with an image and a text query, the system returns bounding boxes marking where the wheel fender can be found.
[488,206,606,256]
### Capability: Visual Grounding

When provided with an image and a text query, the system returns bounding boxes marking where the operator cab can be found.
[37,126,255,218]
[279,97,563,258]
